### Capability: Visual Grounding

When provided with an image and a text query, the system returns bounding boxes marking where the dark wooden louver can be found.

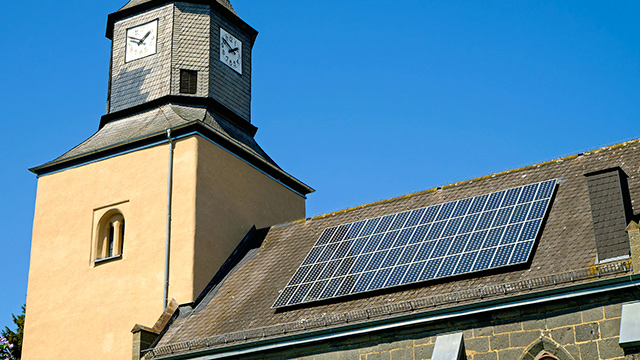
[180,69,197,94]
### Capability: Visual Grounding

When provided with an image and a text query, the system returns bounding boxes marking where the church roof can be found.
[106,0,256,41]
[144,138,640,359]
[30,103,313,195]
[116,0,238,16]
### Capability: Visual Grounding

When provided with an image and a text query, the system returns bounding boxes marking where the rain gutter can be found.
[155,274,640,360]
[164,129,174,310]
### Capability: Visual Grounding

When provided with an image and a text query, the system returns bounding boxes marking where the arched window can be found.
[95,211,125,262]
[521,338,572,360]
[534,351,560,360]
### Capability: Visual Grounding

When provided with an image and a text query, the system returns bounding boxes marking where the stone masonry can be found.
[233,288,640,360]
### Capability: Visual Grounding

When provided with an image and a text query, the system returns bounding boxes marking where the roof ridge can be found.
[302,137,640,222]
[147,260,631,358]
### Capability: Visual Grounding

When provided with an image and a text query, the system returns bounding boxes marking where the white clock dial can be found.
[125,19,158,62]
[220,28,242,74]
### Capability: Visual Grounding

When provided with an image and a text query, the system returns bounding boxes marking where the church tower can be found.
[22,1,313,359]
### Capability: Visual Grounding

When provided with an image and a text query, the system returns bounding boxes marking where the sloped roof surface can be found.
[149,139,640,357]
[34,103,277,170]
[117,0,238,15]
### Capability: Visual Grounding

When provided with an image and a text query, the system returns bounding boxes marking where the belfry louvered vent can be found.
[585,167,633,262]
[180,69,197,94]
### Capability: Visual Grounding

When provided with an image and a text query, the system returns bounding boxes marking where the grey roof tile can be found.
[118,0,238,16]
[33,103,278,172]
[148,138,640,357]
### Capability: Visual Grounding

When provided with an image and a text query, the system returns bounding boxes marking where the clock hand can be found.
[229,47,239,54]
[222,38,233,50]
[139,31,151,44]
[128,36,143,42]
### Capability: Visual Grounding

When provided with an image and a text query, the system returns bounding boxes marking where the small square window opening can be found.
[180,69,198,94]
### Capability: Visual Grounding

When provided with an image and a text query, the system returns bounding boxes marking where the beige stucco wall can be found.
[23,134,306,360]
[191,136,306,298]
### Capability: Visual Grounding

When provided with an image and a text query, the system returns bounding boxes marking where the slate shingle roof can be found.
[30,103,313,194]
[147,138,640,358]
[32,103,270,168]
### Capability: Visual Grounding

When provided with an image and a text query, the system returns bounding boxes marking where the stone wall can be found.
[239,288,640,360]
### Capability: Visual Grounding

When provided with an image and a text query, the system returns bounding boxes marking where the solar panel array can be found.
[273,179,557,308]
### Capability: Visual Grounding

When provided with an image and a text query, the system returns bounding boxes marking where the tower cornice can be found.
[99,95,258,136]
[105,0,258,43]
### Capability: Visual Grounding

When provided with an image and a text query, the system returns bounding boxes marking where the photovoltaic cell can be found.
[273,179,557,308]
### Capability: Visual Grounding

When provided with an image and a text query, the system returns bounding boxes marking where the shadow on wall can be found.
[110,66,153,112]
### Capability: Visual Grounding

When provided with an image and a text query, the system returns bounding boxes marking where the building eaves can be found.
[106,0,257,42]
[146,260,632,359]
[30,104,314,195]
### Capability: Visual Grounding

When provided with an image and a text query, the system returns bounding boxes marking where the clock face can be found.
[220,28,242,74]
[125,20,158,63]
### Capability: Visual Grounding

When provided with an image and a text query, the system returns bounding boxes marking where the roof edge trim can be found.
[100,95,257,136]
[106,0,258,42]
[30,124,314,195]
[148,261,632,359]
[150,272,639,359]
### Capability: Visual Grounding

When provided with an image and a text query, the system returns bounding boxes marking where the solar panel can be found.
[273,179,557,308]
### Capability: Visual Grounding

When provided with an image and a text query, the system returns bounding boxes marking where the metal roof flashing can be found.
[432,332,464,360]
[620,302,640,348]
[29,121,314,196]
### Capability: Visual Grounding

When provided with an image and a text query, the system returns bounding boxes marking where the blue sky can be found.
[0,0,638,333]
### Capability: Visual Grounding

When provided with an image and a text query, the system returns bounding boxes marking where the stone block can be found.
[546,312,582,329]
[550,327,575,345]
[601,318,622,339]
[579,341,598,359]
[526,339,544,356]
[367,351,390,360]
[474,326,493,337]
[473,352,497,360]
[315,353,338,360]
[522,319,546,331]
[339,349,360,360]
[361,339,410,355]
[465,336,490,353]
[463,329,474,340]
[390,339,413,350]
[293,355,315,360]
[510,330,542,348]
[520,353,535,360]
[598,337,625,359]
[390,348,412,360]
[565,344,580,360]
[575,322,600,342]
[497,348,525,359]
[414,335,435,346]
[604,304,622,319]
[413,344,434,360]
[493,322,522,334]
[490,334,509,351]
[582,306,605,322]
